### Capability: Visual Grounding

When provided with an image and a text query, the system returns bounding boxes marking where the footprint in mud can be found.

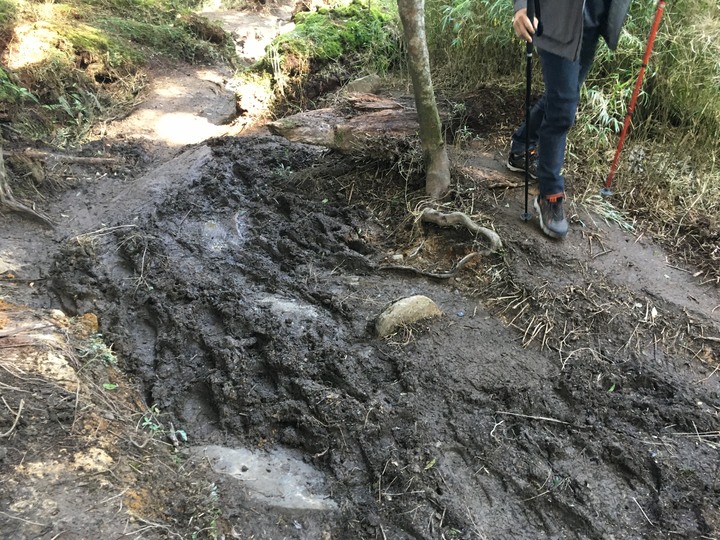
[193,445,338,511]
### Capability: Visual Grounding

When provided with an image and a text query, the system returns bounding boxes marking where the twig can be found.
[0,381,31,392]
[698,335,720,343]
[379,252,481,279]
[126,513,182,538]
[695,363,720,383]
[521,489,551,502]
[98,488,130,506]
[632,497,655,526]
[74,224,137,242]
[0,398,24,437]
[0,510,47,527]
[129,434,153,449]
[495,411,569,425]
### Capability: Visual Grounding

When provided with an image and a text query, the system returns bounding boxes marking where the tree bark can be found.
[396,0,450,199]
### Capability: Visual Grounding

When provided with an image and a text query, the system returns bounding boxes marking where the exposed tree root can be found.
[0,148,55,228]
[420,208,502,252]
[379,208,503,279]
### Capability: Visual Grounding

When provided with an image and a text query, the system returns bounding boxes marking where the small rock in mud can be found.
[375,294,442,337]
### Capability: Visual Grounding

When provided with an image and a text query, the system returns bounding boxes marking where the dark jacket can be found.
[513,0,631,61]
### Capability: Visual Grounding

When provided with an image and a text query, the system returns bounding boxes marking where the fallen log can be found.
[268,105,420,153]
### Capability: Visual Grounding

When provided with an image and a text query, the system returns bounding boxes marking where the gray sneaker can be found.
[534,194,568,239]
[506,148,538,179]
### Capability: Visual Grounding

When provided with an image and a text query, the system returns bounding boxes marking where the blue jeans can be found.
[511,10,604,197]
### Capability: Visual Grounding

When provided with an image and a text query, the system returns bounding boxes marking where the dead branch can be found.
[0,398,24,438]
[379,252,481,280]
[6,148,124,165]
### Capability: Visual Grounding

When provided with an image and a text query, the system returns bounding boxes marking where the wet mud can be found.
[47,134,720,539]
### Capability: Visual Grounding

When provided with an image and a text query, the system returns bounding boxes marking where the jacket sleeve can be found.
[514,0,526,11]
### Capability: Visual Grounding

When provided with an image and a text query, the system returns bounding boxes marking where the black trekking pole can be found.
[520,0,535,222]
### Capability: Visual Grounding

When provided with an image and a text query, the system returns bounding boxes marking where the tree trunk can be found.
[396,0,450,199]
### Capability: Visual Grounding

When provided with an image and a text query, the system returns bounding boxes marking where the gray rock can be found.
[375,295,442,337]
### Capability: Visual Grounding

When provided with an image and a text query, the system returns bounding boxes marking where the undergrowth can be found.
[426,0,720,282]
[255,0,403,110]
[0,0,235,146]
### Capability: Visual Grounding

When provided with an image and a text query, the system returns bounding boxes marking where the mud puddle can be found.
[36,131,720,539]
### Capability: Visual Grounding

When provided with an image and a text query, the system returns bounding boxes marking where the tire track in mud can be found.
[50,135,720,539]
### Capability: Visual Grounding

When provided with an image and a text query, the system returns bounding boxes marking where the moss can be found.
[65,24,145,69]
[78,0,203,23]
[270,0,401,73]
[98,17,229,64]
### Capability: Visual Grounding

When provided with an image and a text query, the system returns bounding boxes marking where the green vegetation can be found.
[258,0,402,106]
[273,0,400,72]
[0,0,234,146]
[426,0,720,279]
[77,334,118,365]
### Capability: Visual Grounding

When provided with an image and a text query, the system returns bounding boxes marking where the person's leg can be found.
[531,3,606,238]
[510,96,545,155]
[510,0,605,180]
[578,7,604,86]
[535,48,582,198]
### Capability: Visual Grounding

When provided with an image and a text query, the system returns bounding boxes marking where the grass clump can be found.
[273,0,401,73]
[573,0,720,280]
[425,0,518,90]
[257,0,402,108]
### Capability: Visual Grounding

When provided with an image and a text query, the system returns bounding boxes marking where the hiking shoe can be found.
[506,148,538,179]
[534,194,568,239]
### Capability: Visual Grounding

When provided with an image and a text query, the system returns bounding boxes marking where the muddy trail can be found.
[21,126,715,539]
[0,4,718,534]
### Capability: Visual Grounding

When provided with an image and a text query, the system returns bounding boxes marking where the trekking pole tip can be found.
[520,212,533,222]
[600,187,614,198]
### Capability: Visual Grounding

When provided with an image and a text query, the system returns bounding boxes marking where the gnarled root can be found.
[0,188,55,228]
[419,208,502,252]
[379,208,503,279]
[0,148,55,228]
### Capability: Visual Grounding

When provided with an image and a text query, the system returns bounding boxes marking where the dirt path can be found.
[2,6,720,540]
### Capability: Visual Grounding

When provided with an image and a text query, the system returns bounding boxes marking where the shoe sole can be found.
[534,197,567,239]
[506,160,538,180]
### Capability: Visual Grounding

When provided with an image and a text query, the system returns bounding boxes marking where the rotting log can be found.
[268,98,422,153]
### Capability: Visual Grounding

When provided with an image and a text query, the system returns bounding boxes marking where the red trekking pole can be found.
[601,0,666,197]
